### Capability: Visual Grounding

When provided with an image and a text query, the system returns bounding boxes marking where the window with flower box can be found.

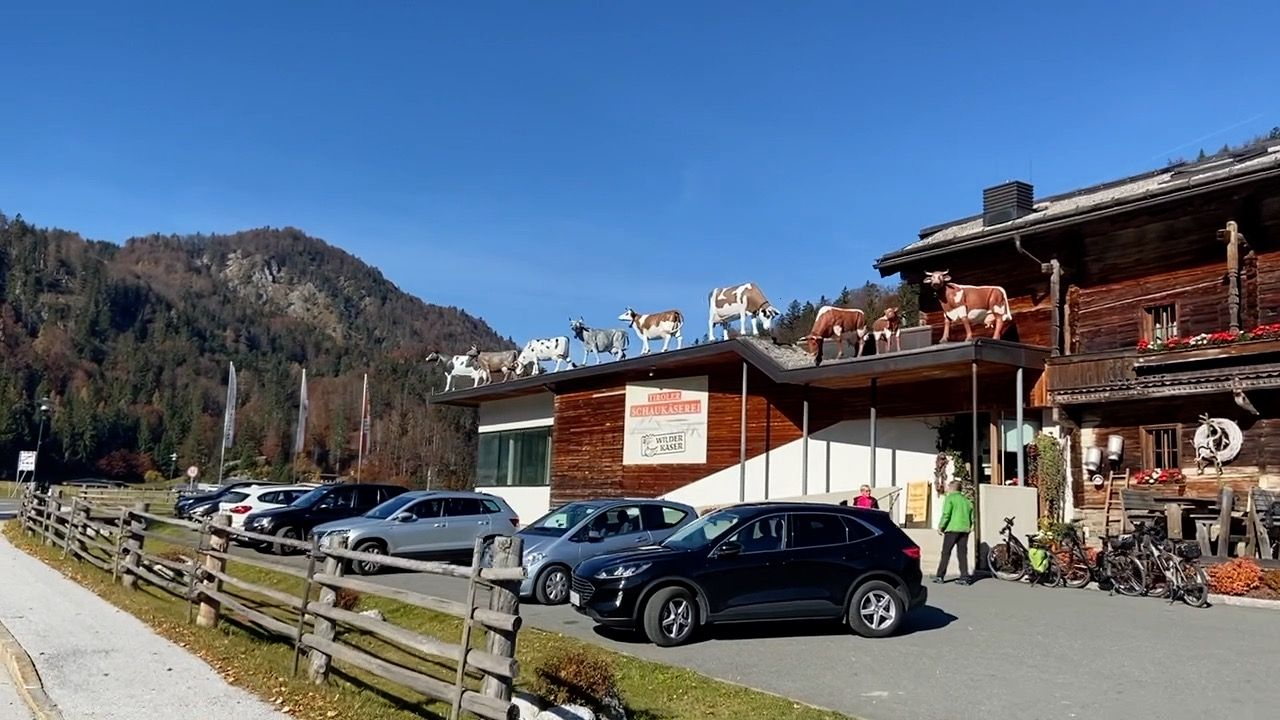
[1142,304,1178,343]
[1141,424,1181,470]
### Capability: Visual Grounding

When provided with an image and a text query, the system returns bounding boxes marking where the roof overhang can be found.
[429,337,1050,407]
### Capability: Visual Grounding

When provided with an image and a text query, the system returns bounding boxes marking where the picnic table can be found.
[1153,495,1219,540]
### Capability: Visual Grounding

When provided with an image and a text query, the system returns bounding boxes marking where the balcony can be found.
[1048,339,1280,404]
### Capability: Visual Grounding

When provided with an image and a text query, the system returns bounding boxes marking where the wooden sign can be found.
[905,481,930,525]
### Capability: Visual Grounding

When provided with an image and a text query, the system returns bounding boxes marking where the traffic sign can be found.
[186,465,200,479]
[17,451,36,472]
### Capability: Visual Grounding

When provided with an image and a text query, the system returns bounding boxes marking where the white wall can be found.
[477,393,554,432]
[661,417,941,524]
[482,485,552,526]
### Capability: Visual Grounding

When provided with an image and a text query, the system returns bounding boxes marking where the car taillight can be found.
[230,505,252,514]
[902,546,921,560]
[509,517,519,527]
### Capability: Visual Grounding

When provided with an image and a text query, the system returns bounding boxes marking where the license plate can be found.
[569,590,581,606]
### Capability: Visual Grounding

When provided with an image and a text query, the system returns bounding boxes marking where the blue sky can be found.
[3,2,1279,346]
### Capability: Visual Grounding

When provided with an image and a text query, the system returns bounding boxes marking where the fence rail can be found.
[17,486,524,720]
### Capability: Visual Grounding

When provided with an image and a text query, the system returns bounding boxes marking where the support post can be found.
[308,535,346,683]
[971,361,982,573]
[739,361,748,503]
[61,497,80,558]
[1016,367,1026,487]
[1223,221,1242,333]
[869,378,878,489]
[1049,259,1062,357]
[196,514,229,627]
[43,488,63,546]
[801,391,810,496]
[292,535,320,675]
[121,502,148,589]
[481,535,524,703]
[1215,486,1235,559]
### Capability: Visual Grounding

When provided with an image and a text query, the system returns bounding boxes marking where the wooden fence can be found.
[18,487,525,720]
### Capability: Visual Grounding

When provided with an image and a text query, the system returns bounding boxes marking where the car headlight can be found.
[523,551,546,567]
[252,516,273,528]
[594,562,651,580]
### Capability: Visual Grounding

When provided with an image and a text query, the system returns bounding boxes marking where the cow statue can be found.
[426,350,490,392]
[925,271,1012,341]
[871,306,902,354]
[467,345,520,383]
[511,336,575,376]
[803,306,868,364]
[569,317,630,364]
[619,307,683,354]
[708,283,782,341]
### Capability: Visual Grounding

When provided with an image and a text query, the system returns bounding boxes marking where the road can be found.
[235,542,1280,720]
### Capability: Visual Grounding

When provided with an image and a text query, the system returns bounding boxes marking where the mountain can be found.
[0,212,512,486]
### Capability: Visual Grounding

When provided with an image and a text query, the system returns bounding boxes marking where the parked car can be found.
[570,502,927,647]
[217,484,316,529]
[174,480,266,518]
[244,483,407,554]
[518,499,696,605]
[312,491,519,575]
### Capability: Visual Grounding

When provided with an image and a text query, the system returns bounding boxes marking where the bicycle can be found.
[987,516,1062,586]
[1053,523,1093,589]
[1141,529,1209,608]
[1094,532,1146,597]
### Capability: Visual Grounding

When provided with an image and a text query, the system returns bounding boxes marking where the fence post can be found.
[196,514,230,628]
[43,488,64,546]
[308,535,346,684]
[121,502,148,590]
[480,535,523,703]
[291,535,321,676]
[61,497,80,558]
[450,537,487,720]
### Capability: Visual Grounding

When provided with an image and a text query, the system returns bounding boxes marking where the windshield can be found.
[291,486,329,508]
[525,502,601,535]
[363,494,419,520]
[661,509,745,551]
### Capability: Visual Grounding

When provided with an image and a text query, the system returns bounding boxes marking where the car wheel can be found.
[273,526,300,556]
[352,540,386,575]
[847,580,905,638]
[534,565,571,605]
[643,586,698,647]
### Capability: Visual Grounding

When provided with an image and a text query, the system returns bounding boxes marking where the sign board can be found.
[904,481,930,526]
[17,451,36,473]
[186,465,200,479]
[622,376,709,465]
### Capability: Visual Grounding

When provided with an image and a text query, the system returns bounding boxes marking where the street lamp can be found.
[33,397,51,490]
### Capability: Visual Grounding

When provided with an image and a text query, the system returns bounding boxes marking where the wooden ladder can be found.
[1102,469,1131,536]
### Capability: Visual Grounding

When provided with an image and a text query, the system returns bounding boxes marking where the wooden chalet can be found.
[877,141,1280,539]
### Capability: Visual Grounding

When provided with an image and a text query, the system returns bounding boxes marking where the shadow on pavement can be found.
[592,604,957,645]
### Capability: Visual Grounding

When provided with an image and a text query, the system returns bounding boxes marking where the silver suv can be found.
[519,499,697,604]
[313,490,518,574]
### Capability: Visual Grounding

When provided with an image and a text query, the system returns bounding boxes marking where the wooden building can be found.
[876,141,1280,528]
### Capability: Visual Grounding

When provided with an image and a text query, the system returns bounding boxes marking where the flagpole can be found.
[293,369,308,482]
[356,373,368,484]
[218,362,236,486]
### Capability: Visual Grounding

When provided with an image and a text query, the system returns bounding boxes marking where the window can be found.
[316,487,356,511]
[841,516,878,542]
[480,499,502,514]
[355,486,385,510]
[1143,425,1181,469]
[410,499,444,519]
[727,515,786,554]
[1143,304,1178,342]
[789,514,848,548]
[642,504,689,530]
[477,428,551,486]
[588,506,642,538]
[223,491,249,504]
[444,497,484,517]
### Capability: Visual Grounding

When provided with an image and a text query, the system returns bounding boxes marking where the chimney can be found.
[982,181,1034,227]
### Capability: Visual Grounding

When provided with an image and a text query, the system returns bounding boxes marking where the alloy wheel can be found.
[359,544,385,575]
[543,568,569,604]
[858,589,897,631]
[661,598,693,640]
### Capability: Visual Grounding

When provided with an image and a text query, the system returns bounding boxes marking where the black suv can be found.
[571,502,926,646]
[174,481,265,519]
[244,483,406,554]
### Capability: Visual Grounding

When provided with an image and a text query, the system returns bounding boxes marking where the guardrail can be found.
[17,486,524,720]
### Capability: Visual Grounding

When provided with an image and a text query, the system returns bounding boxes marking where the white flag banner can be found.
[222,362,237,450]
[293,369,309,456]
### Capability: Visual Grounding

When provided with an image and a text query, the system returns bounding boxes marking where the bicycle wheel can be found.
[1060,551,1092,589]
[1107,554,1146,597]
[1034,556,1064,587]
[1144,560,1169,598]
[1181,564,1210,608]
[988,542,1026,581]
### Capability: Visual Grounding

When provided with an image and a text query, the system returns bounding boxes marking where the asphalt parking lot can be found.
[232,543,1280,720]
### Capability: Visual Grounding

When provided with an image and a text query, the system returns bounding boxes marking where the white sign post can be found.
[17,451,36,473]
[622,376,709,465]
[186,465,199,480]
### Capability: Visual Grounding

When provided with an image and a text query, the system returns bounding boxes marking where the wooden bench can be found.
[1189,487,1250,559]
[1120,490,1165,532]
[1248,487,1280,560]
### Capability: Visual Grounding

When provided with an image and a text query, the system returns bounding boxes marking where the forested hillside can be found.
[0,213,511,486]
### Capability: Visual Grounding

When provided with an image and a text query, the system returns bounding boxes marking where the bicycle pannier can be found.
[1175,542,1201,560]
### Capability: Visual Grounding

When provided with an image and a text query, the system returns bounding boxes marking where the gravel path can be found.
[0,661,35,720]
[0,532,291,720]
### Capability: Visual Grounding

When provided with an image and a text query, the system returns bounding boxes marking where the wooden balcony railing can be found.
[1046,349,1136,394]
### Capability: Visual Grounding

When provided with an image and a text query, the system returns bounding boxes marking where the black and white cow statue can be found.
[426,351,490,391]
[512,336,576,376]
[569,317,630,365]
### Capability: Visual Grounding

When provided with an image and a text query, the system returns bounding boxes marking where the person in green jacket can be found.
[935,481,974,585]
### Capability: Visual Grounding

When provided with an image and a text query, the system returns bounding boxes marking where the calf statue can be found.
[871,306,902,354]
[925,271,1012,341]
[512,336,575,376]
[426,350,489,392]
[708,282,783,341]
[803,306,869,364]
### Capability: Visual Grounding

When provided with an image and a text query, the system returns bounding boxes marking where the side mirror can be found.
[393,512,415,523]
[714,541,742,558]
[586,529,603,543]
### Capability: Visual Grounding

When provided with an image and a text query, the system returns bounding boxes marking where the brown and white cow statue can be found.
[871,306,902,354]
[619,308,684,354]
[709,283,782,341]
[465,344,520,383]
[803,306,868,363]
[925,271,1012,341]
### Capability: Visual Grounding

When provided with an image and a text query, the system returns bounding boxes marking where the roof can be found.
[428,336,1049,407]
[876,142,1280,273]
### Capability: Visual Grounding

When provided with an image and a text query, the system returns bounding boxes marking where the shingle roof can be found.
[876,142,1280,272]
